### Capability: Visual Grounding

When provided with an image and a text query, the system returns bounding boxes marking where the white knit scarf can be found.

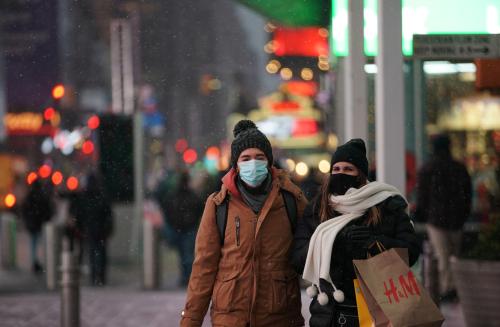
[302,181,405,294]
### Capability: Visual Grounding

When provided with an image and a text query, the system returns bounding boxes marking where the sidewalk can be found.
[0,229,465,326]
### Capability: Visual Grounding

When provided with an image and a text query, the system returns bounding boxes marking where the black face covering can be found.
[328,173,362,195]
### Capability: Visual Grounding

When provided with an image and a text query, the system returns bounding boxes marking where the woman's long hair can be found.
[315,172,380,225]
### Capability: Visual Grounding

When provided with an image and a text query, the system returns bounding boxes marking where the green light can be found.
[331,0,500,56]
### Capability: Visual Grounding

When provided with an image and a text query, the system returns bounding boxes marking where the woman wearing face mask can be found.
[291,139,420,327]
[180,120,308,327]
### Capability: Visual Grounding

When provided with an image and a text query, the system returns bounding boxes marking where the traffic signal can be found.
[98,114,134,202]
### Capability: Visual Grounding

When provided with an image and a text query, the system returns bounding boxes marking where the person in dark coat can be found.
[80,174,113,286]
[291,139,420,327]
[22,179,54,273]
[414,134,471,302]
[159,171,204,286]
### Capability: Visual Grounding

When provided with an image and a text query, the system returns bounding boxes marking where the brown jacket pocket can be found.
[212,270,239,313]
[269,270,299,314]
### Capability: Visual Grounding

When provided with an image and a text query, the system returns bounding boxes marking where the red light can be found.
[4,193,16,208]
[206,146,220,159]
[82,140,94,155]
[175,139,188,153]
[284,81,318,96]
[44,107,56,120]
[67,177,79,190]
[51,171,63,185]
[52,84,65,99]
[273,27,328,57]
[27,172,38,185]
[183,149,197,164]
[292,118,318,136]
[272,101,300,112]
[87,115,100,130]
[38,164,52,178]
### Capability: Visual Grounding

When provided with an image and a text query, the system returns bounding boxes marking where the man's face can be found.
[237,148,267,165]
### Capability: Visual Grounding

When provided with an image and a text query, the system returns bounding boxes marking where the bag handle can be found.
[366,240,386,258]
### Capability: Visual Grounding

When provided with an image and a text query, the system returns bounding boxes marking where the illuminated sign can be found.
[4,112,58,136]
[273,27,329,57]
[245,91,325,149]
[331,0,500,56]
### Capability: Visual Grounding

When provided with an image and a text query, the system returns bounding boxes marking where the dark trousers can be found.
[162,224,196,286]
[88,238,107,286]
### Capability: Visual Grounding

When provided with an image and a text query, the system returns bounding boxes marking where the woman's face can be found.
[331,161,359,176]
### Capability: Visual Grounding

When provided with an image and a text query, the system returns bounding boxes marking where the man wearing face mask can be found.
[291,139,420,327]
[180,120,308,327]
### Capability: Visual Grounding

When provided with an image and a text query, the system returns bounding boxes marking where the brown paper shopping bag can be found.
[353,248,444,327]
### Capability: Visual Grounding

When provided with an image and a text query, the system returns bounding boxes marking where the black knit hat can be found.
[330,138,369,176]
[230,120,273,167]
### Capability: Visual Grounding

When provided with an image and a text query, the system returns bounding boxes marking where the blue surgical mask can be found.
[238,159,269,187]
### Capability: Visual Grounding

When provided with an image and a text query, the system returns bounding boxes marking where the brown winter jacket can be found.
[180,167,307,327]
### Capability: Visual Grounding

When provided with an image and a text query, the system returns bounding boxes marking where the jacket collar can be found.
[213,167,294,205]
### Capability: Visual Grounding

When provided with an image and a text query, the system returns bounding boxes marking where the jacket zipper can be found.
[235,216,240,246]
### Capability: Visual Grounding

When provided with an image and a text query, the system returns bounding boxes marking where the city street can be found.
[0,230,465,327]
[0,285,466,327]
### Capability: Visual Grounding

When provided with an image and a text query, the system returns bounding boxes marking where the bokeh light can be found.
[183,148,198,164]
[27,172,37,185]
[51,171,63,185]
[318,160,331,173]
[4,193,16,208]
[87,115,100,130]
[66,176,79,190]
[295,162,309,176]
[52,84,65,99]
[38,164,52,178]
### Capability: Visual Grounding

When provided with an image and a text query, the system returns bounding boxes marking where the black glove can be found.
[342,225,374,259]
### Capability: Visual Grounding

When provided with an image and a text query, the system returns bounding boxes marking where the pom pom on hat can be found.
[233,120,257,138]
[230,119,273,167]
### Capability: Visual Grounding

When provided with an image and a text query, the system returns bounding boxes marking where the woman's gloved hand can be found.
[342,225,375,259]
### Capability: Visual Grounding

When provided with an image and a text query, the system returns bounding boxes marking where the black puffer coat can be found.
[291,195,421,327]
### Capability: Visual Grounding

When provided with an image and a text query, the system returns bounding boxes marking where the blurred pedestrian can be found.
[22,179,54,274]
[159,171,203,286]
[300,167,323,201]
[415,134,472,302]
[79,173,113,286]
[291,139,420,327]
[180,120,307,327]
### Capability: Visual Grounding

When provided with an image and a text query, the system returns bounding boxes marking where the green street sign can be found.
[331,0,500,56]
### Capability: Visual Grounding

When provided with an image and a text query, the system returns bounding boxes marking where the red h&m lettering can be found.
[399,271,421,298]
[384,278,399,304]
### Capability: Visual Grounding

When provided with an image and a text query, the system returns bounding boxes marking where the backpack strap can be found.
[215,190,298,246]
[281,190,297,233]
[215,195,229,245]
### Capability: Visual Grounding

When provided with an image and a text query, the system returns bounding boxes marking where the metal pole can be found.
[132,110,144,260]
[143,219,160,290]
[45,222,60,290]
[413,59,425,168]
[0,213,16,269]
[60,239,80,327]
[345,0,368,142]
[375,0,405,195]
